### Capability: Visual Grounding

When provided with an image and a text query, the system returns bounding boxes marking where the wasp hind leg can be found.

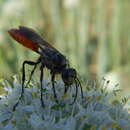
[40,65,45,108]
[13,59,41,111]
[25,62,38,88]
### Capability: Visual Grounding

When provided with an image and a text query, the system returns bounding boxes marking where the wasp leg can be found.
[70,80,78,105]
[51,74,59,103]
[25,58,41,88]
[13,59,41,111]
[40,65,45,108]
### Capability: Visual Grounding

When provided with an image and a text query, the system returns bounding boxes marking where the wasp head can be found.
[61,68,84,104]
[62,68,77,92]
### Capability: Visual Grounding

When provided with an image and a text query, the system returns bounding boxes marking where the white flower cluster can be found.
[0,78,130,130]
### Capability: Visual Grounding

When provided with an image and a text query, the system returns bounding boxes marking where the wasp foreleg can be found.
[51,74,59,103]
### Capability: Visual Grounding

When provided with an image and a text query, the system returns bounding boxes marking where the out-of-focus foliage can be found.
[0,0,130,96]
[0,77,130,129]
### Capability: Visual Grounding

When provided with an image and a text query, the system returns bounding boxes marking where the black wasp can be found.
[8,26,83,111]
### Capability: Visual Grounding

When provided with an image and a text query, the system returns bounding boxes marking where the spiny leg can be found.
[40,65,45,108]
[51,74,59,103]
[13,59,40,111]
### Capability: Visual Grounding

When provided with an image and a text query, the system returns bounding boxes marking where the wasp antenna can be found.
[76,78,84,99]
[70,79,78,105]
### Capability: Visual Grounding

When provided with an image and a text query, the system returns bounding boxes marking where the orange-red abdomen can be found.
[8,29,38,52]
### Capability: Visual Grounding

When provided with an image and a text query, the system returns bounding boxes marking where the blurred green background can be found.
[0,0,130,97]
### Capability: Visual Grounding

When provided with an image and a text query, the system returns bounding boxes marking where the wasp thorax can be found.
[53,53,67,68]
[62,68,77,86]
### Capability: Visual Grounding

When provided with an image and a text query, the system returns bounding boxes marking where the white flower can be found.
[0,78,129,129]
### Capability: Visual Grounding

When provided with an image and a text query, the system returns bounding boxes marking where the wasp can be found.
[8,26,83,111]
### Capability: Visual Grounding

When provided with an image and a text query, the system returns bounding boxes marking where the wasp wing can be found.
[8,26,59,53]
